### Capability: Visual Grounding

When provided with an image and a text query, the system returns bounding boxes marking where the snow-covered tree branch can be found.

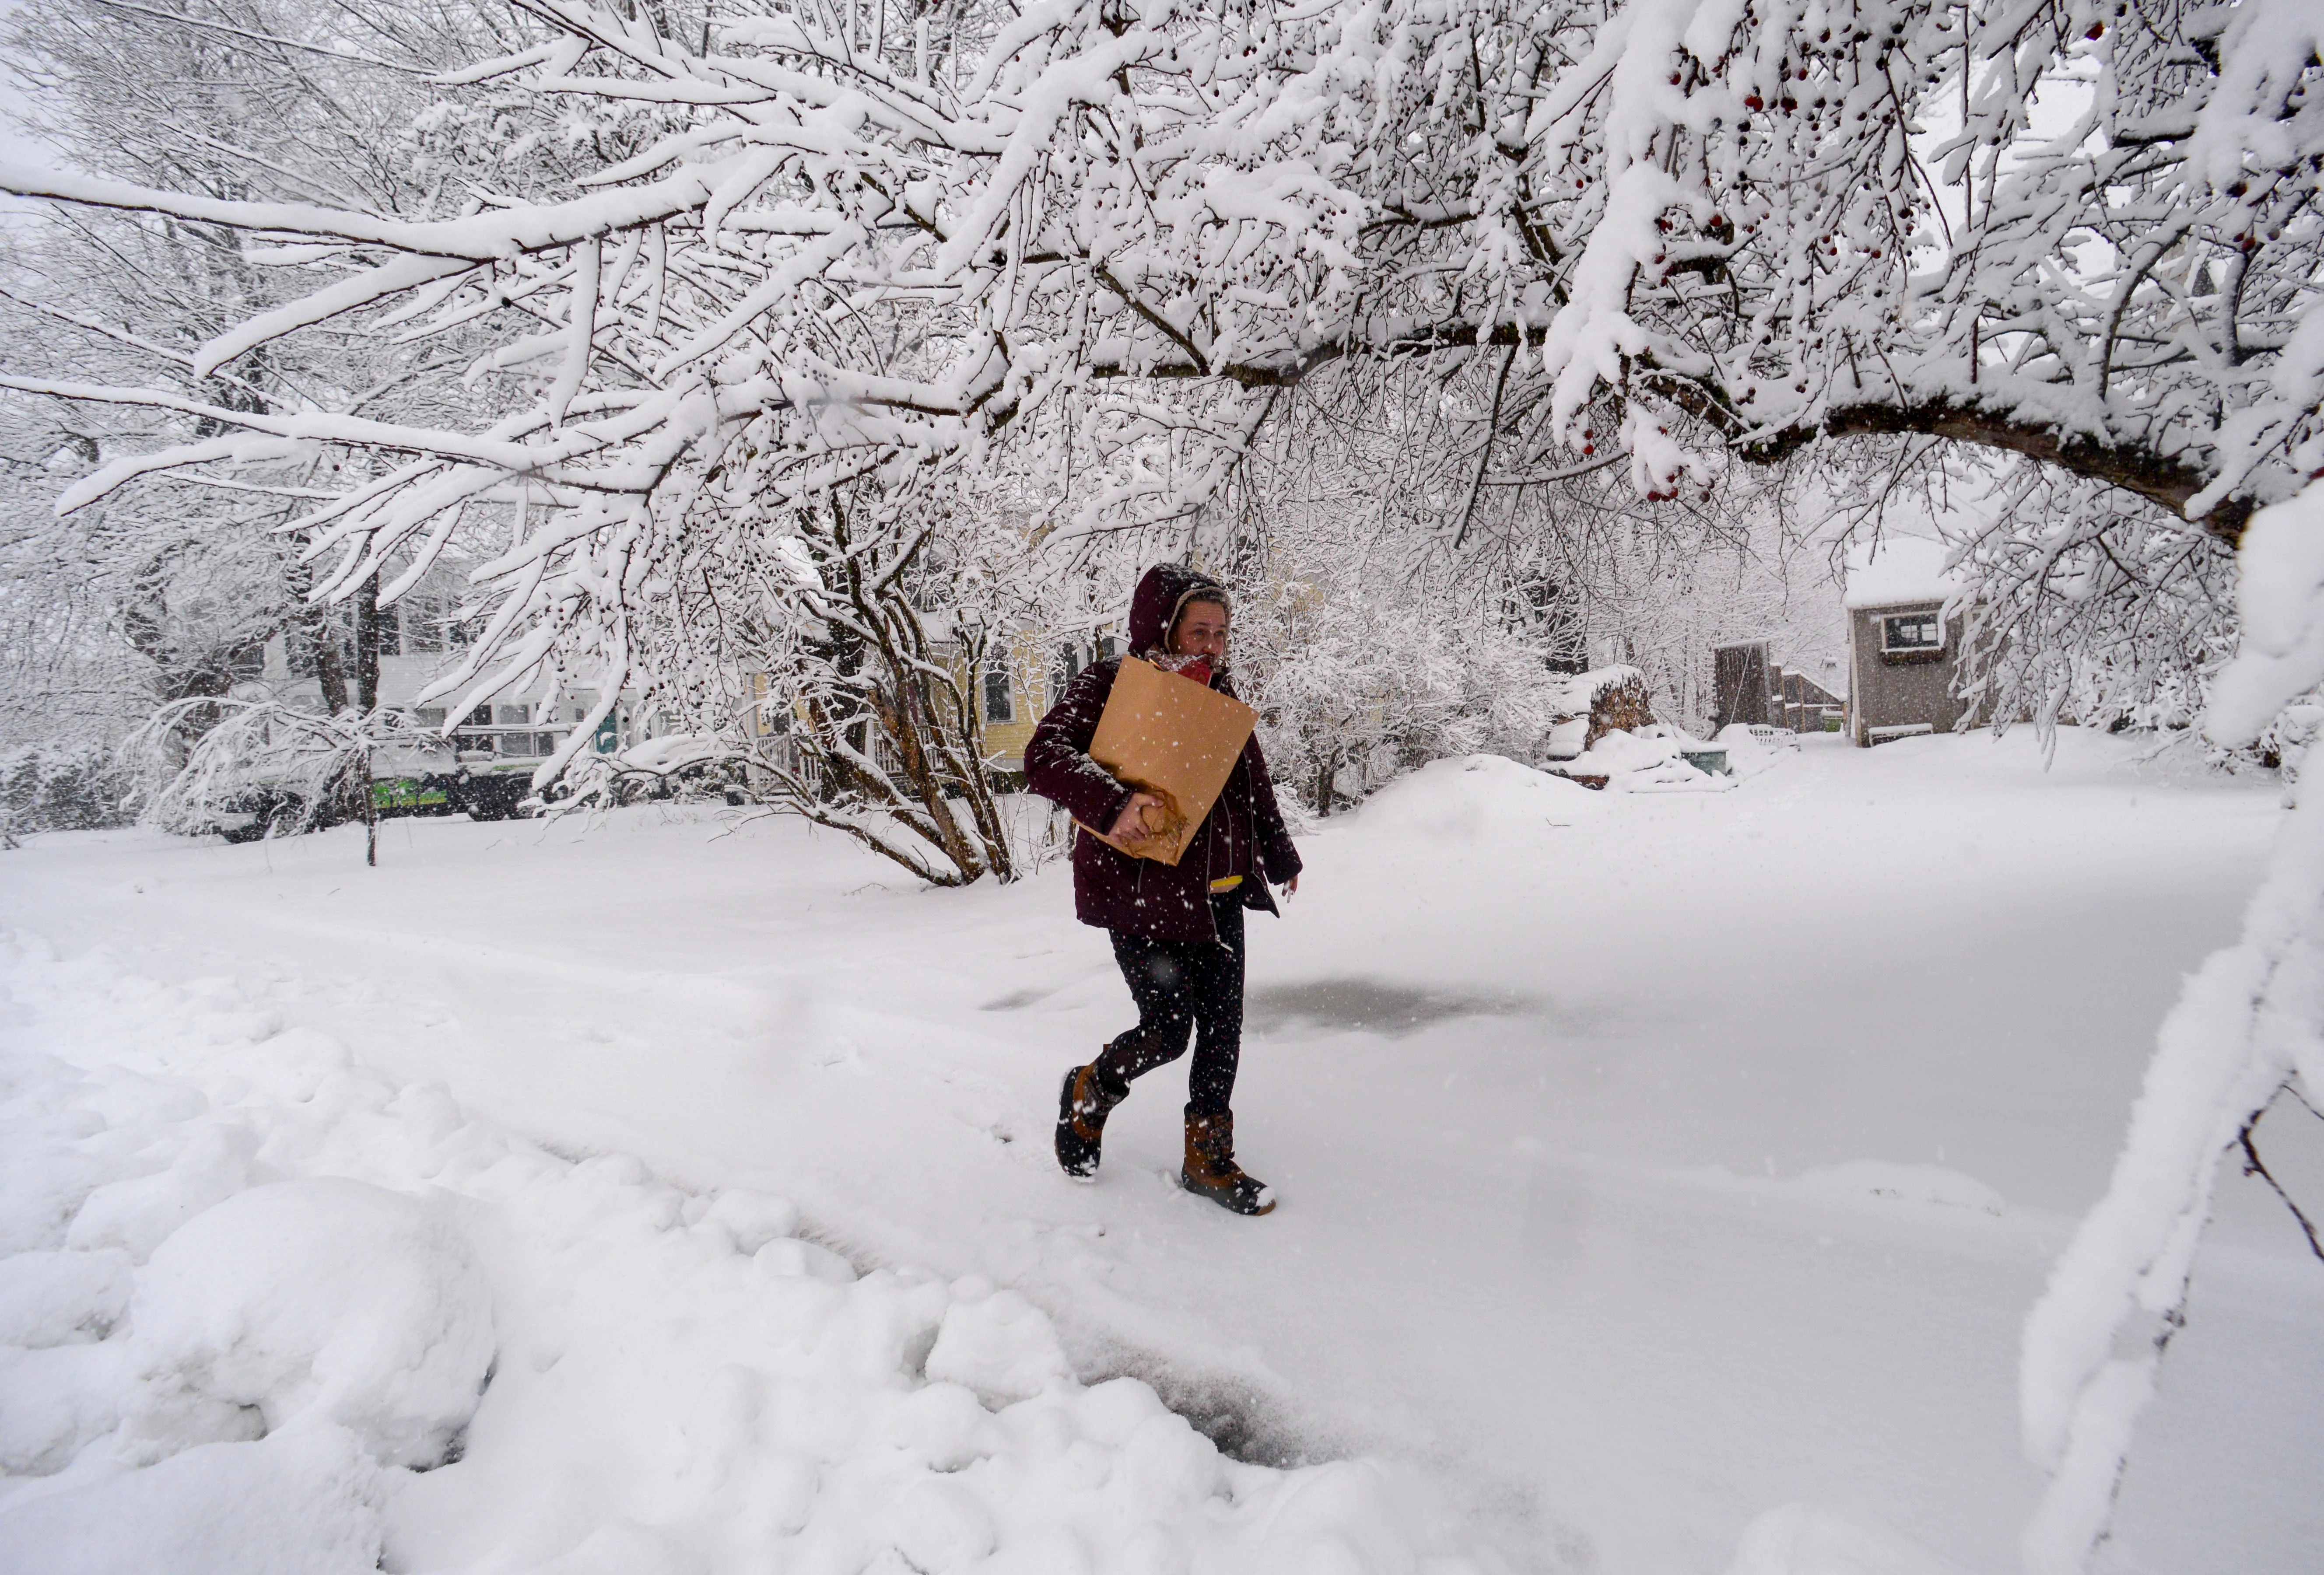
[5,0,2312,764]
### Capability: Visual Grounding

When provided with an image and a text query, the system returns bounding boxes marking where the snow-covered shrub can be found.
[128,700,373,841]
[0,745,134,840]
[1246,604,1561,816]
[548,733,754,812]
[1212,532,1565,817]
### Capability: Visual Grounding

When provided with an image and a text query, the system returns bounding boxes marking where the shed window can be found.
[1881,612,1942,652]
[982,666,1014,724]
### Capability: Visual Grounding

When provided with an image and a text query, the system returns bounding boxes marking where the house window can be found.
[983,666,1015,724]
[1881,612,1942,653]
[412,707,447,730]
[463,705,492,729]
[495,703,531,726]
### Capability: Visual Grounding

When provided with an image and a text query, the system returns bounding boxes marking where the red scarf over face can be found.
[1146,651,1214,686]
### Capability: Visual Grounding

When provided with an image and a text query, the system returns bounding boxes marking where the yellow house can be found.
[742,623,1123,780]
[973,627,1123,774]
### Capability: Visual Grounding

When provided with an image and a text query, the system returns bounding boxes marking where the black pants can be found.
[1096,892,1246,1117]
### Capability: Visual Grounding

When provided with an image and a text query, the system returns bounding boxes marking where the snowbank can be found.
[131,1178,494,1468]
[0,733,2304,1574]
[1713,724,1790,780]
[1726,1503,1969,1575]
[0,931,1491,1575]
[1346,754,1608,840]
[4,1424,389,1575]
[1790,1162,2006,1218]
[1561,728,1735,792]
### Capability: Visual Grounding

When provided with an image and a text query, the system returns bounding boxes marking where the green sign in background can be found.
[372,777,449,811]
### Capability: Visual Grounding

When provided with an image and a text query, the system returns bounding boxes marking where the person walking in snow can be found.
[1025,564,1304,1216]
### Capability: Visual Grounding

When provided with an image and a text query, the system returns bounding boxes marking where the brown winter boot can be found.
[1181,1110,1276,1216]
[1055,1063,1129,1179]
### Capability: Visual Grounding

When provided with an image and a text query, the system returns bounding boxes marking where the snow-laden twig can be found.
[2021,478,2324,1575]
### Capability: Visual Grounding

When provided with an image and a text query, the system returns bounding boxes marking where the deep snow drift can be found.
[1,731,2317,1574]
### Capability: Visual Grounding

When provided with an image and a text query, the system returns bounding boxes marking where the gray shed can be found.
[1844,539,1969,746]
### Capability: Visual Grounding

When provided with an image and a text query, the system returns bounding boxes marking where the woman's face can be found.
[1171,599,1230,659]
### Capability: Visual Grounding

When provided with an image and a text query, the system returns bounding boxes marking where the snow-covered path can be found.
[4,732,2317,1573]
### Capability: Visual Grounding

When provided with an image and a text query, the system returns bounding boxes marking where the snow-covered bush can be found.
[1226,555,1563,816]
[127,700,375,843]
[0,746,134,842]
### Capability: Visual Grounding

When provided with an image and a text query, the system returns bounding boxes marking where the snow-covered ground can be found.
[2,731,2317,1575]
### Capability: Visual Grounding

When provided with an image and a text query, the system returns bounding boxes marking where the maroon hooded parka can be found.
[1024,565,1302,943]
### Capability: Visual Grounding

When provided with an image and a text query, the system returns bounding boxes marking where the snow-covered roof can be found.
[1843,536,1962,610]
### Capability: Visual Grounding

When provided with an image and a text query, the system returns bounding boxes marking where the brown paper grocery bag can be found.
[1076,658,1258,865]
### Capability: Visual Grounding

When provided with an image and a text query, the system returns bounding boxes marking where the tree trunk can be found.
[353,572,380,859]
[312,623,351,717]
[353,572,381,714]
